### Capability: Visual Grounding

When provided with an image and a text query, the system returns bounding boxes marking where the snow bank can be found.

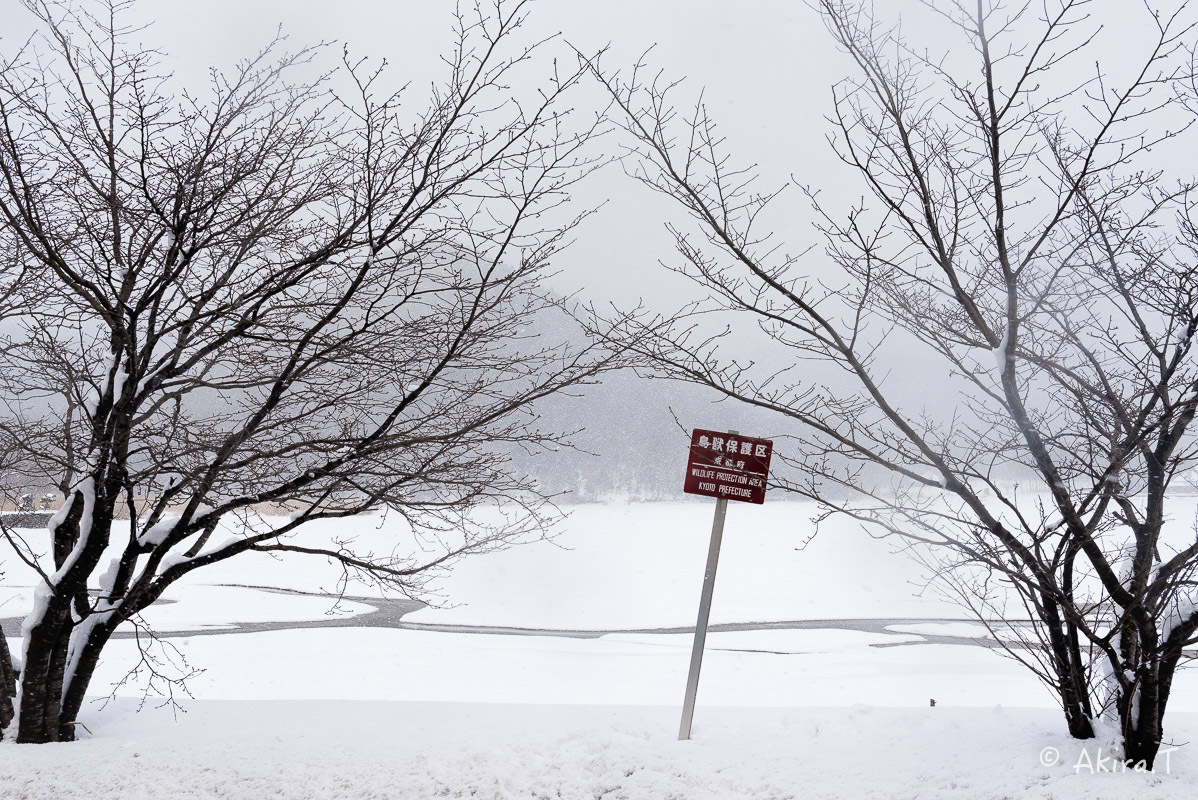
[1,701,1193,800]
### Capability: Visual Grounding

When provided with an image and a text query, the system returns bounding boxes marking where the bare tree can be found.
[590,0,1198,769]
[0,0,618,743]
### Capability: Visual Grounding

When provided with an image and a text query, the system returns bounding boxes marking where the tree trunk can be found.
[58,618,118,741]
[1061,640,1095,739]
[1120,672,1165,770]
[1061,679,1096,740]
[0,629,15,737]
[16,489,111,743]
[1041,595,1095,739]
[16,602,73,743]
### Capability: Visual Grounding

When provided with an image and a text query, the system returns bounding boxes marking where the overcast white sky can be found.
[0,0,1180,308]
[0,0,1189,417]
[1,0,853,307]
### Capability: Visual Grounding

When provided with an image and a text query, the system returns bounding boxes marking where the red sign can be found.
[683,429,773,504]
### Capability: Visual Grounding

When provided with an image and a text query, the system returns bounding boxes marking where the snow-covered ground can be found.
[79,627,1038,707]
[4,702,1195,800]
[3,500,1198,798]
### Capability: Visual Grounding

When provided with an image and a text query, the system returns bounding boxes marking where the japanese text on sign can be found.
[683,428,773,504]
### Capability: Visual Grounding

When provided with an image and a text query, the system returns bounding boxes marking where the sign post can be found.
[678,428,773,741]
[678,487,729,741]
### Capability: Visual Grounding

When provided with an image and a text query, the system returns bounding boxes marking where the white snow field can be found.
[4,702,1195,800]
[3,500,1198,799]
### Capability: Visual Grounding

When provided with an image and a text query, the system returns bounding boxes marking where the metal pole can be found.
[679,433,735,740]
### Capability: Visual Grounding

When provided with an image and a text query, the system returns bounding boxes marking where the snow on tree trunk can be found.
[0,629,15,736]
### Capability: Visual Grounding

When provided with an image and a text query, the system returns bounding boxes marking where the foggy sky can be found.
[0,0,846,308]
[1,0,1172,306]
